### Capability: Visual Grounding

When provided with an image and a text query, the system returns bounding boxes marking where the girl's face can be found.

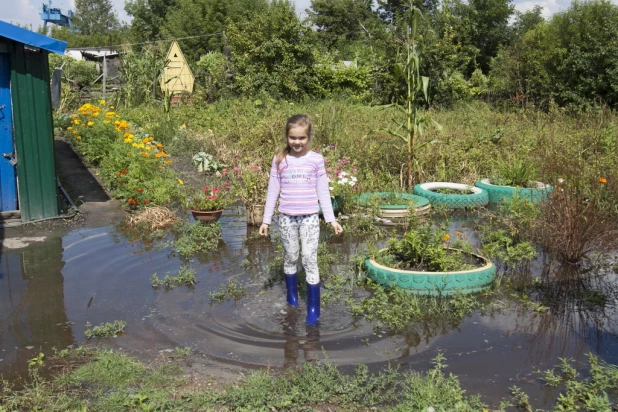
[287,125,310,156]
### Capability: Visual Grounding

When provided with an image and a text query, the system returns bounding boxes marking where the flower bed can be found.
[64,101,184,209]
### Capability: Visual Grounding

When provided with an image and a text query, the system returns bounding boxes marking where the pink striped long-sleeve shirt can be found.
[262,151,335,224]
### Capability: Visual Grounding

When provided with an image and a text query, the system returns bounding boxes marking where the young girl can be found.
[259,114,343,325]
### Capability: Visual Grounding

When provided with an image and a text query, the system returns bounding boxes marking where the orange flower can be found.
[599,177,607,184]
[442,234,450,241]
[76,135,82,140]
[137,188,143,193]
[143,199,149,204]
[456,231,462,236]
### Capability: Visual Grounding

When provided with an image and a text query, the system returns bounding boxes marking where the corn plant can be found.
[381,5,441,189]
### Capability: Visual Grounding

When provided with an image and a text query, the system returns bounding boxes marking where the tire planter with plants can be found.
[356,192,431,217]
[318,195,343,216]
[474,179,553,204]
[413,182,488,209]
[365,249,496,296]
[191,209,224,222]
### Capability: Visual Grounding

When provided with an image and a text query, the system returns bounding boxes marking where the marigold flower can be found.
[98,100,105,105]
[73,119,81,125]
[87,121,94,127]
[599,177,607,184]
[442,234,450,241]
[138,188,143,193]
[76,136,82,140]
[67,126,72,131]
[143,199,149,204]
[178,179,184,185]
[456,231,462,236]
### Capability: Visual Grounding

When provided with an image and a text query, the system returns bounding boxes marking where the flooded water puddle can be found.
[1,208,617,407]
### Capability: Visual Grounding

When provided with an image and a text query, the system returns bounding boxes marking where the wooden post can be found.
[102,55,107,100]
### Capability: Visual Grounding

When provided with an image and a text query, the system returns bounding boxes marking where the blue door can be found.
[0,52,17,212]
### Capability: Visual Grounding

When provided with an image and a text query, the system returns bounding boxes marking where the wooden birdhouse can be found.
[161,40,194,95]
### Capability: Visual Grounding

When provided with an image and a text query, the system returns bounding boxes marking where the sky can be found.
[0,0,610,33]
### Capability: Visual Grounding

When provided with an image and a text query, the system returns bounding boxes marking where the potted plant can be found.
[365,222,495,295]
[230,163,270,225]
[184,182,233,222]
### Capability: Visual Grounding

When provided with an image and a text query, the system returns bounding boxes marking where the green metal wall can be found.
[8,40,59,221]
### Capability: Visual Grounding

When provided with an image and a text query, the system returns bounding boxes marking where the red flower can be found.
[137,188,143,193]
[225,181,231,186]
[204,186,210,192]
[143,199,149,204]
[211,195,217,200]
[222,169,228,176]
[213,188,220,193]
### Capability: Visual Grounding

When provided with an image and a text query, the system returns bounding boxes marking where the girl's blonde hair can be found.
[274,114,312,172]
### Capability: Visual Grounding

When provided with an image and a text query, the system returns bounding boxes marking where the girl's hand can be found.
[330,221,343,234]
[259,223,269,236]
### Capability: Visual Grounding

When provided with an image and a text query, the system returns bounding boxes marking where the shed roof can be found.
[0,20,67,54]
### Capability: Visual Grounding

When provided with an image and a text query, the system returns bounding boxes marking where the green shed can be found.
[0,21,67,223]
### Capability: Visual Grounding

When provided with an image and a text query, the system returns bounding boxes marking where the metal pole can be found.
[102,55,107,100]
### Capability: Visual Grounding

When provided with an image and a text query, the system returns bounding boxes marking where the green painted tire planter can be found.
[318,195,343,215]
[365,249,496,296]
[413,182,488,209]
[474,179,553,204]
[357,192,431,217]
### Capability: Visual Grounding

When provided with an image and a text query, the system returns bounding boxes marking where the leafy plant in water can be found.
[151,266,198,288]
[379,5,441,189]
[209,279,248,303]
[84,320,127,339]
[170,220,221,256]
[27,353,45,369]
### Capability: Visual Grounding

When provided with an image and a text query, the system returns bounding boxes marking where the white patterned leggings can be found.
[278,213,321,285]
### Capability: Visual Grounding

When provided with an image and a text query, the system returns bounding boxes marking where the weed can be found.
[151,266,198,288]
[209,279,249,303]
[27,353,45,368]
[169,220,221,257]
[71,350,145,388]
[84,320,127,339]
[349,279,483,333]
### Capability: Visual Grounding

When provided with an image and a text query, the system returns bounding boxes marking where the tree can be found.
[73,0,120,35]
[162,0,268,62]
[226,0,320,100]
[377,0,439,22]
[125,0,177,43]
[467,0,514,73]
[308,0,380,50]
[513,5,544,39]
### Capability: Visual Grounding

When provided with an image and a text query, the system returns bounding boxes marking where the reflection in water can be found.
[515,263,618,363]
[0,237,74,380]
[279,307,320,369]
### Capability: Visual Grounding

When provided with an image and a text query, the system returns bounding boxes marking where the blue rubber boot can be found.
[285,273,299,307]
[306,282,320,325]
